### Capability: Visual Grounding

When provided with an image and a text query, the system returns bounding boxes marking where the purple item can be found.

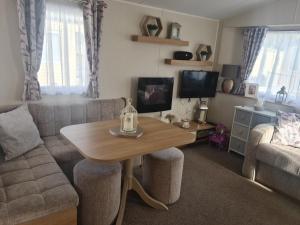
[209,124,229,150]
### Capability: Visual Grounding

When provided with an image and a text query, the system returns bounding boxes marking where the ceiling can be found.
[124,0,277,19]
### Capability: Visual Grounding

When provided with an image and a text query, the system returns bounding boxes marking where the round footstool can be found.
[74,159,121,225]
[143,147,184,205]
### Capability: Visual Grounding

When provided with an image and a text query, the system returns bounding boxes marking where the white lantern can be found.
[198,101,208,124]
[120,98,138,133]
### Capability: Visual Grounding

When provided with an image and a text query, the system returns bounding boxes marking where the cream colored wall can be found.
[223,0,300,27]
[0,0,24,104]
[0,0,219,121]
[100,0,219,119]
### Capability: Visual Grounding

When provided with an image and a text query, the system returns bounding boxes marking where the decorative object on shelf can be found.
[222,79,234,94]
[209,124,229,151]
[141,16,163,37]
[198,100,208,124]
[254,98,264,111]
[181,119,190,129]
[244,83,259,98]
[120,98,138,133]
[275,86,288,104]
[165,114,176,124]
[173,51,193,60]
[168,22,181,40]
[196,44,212,61]
[147,24,159,36]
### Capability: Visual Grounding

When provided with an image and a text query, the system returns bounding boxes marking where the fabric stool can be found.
[143,147,184,205]
[74,159,121,225]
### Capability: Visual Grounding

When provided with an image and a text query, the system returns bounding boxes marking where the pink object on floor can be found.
[209,124,229,150]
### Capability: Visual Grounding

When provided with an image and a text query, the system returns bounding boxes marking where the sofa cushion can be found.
[43,135,83,165]
[43,135,84,181]
[0,105,43,161]
[256,143,300,177]
[0,145,78,225]
[28,98,125,137]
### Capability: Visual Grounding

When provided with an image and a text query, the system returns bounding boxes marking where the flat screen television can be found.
[179,70,219,98]
[137,77,174,113]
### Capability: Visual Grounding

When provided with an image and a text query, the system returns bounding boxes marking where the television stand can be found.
[173,121,215,143]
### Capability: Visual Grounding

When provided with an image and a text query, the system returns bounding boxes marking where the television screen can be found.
[137,77,174,113]
[179,70,219,98]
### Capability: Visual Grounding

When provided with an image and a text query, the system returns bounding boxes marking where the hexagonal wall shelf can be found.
[140,15,163,37]
[196,44,212,61]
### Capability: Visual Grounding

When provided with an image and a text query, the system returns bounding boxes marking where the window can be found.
[248,31,300,106]
[38,1,88,95]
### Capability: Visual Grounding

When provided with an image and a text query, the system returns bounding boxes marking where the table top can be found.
[60,117,195,163]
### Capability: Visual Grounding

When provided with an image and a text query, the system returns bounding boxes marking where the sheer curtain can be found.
[38,0,88,95]
[248,31,300,107]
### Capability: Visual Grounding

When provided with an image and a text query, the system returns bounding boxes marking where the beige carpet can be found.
[123,144,300,225]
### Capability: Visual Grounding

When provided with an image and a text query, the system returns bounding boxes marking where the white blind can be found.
[249,31,300,107]
[38,1,88,95]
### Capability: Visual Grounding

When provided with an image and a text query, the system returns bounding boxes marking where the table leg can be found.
[131,176,168,210]
[116,158,168,225]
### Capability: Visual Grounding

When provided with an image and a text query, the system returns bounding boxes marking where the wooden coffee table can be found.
[61,117,195,225]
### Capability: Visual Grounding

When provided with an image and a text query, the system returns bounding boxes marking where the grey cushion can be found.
[43,135,83,165]
[143,148,184,205]
[0,145,78,225]
[256,143,300,177]
[28,98,125,137]
[0,105,43,161]
[74,159,121,225]
[43,135,84,182]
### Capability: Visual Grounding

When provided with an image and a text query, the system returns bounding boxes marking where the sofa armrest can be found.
[242,124,274,180]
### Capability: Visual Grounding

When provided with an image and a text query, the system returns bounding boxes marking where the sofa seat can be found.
[0,145,79,225]
[256,143,300,177]
[43,135,84,181]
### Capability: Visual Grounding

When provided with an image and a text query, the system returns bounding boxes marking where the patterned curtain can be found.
[80,0,107,98]
[17,0,46,101]
[234,27,268,95]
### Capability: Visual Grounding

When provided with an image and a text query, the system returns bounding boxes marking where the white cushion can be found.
[271,111,300,148]
[0,105,43,160]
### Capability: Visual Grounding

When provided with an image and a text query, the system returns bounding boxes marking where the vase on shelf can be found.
[222,79,234,94]
[120,98,138,133]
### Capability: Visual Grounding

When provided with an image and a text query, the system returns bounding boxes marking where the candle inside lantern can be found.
[123,113,134,132]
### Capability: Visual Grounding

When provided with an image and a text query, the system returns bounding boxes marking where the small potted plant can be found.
[147,24,159,36]
[200,51,209,61]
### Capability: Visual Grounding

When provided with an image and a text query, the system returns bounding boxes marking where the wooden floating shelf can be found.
[131,35,189,46]
[164,59,213,67]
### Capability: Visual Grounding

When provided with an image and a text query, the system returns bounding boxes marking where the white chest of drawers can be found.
[229,106,277,156]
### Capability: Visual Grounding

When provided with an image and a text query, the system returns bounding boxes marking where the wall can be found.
[223,0,300,27]
[0,0,24,104]
[0,0,220,121]
[208,0,300,128]
[100,0,219,119]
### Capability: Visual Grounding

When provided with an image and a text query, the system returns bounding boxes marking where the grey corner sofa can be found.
[243,123,300,201]
[0,98,125,225]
